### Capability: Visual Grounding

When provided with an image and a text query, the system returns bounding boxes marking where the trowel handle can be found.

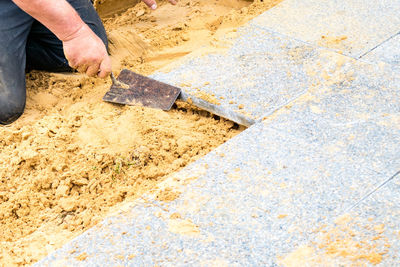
[110,72,130,89]
[110,72,119,85]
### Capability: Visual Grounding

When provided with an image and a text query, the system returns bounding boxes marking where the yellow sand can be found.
[279,215,389,266]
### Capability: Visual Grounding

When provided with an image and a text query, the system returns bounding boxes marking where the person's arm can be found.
[12,0,111,78]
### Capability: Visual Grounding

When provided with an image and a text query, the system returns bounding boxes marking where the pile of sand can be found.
[0,0,281,265]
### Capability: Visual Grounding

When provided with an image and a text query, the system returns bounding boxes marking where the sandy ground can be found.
[0,0,281,265]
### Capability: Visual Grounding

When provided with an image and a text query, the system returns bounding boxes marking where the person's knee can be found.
[0,100,25,125]
[0,85,26,125]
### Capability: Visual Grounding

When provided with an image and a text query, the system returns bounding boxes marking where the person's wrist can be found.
[59,24,88,42]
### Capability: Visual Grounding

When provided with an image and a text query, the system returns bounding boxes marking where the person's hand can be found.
[62,25,111,78]
[141,0,177,10]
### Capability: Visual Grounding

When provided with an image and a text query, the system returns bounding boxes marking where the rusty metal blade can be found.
[103,69,181,111]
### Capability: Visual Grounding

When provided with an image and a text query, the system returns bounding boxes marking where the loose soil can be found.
[0,0,281,265]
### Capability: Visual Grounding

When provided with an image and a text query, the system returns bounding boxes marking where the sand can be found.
[0,0,281,265]
[279,215,390,266]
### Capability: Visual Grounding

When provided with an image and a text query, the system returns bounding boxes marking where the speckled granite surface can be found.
[361,33,400,70]
[251,0,400,58]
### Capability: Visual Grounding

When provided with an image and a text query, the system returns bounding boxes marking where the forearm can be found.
[12,0,87,41]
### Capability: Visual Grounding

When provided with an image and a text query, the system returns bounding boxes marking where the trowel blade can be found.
[103,69,181,111]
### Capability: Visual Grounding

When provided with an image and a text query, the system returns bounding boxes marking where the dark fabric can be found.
[0,0,108,125]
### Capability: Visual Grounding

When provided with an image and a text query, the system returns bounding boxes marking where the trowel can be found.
[104,69,181,110]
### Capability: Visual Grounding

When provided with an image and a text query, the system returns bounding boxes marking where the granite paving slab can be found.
[361,33,400,71]
[284,171,400,265]
[343,174,400,264]
[251,0,400,58]
[263,48,400,176]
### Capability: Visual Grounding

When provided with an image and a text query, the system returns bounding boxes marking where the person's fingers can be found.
[77,64,89,74]
[98,56,112,78]
[169,0,177,5]
[65,55,77,69]
[141,0,157,10]
[67,61,76,69]
[86,63,101,77]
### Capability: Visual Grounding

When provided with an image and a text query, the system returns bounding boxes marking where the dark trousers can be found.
[0,0,108,125]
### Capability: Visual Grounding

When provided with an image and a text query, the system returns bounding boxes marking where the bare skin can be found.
[11,0,177,78]
[12,0,111,78]
[142,0,177,10]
